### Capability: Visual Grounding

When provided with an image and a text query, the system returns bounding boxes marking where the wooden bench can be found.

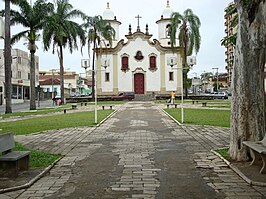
[166,103,178,108]
[72,104,77,109]
[243,137,266,174]
[0,133,30,177]
[192,100,199,104]
[102,105,113,110]
[202,102,207,107]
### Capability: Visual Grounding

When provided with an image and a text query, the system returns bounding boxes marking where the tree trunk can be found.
[4,0,12,114]
[59,45,64,104]
[29,44,36,110]
[230,1,266,161]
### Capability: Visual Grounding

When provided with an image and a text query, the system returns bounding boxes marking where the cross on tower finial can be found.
[135,14,142,32]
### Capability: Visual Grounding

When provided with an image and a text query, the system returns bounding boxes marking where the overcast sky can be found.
[0,0,233,77]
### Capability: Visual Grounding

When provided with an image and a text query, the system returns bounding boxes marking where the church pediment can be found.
[125,31,152,41]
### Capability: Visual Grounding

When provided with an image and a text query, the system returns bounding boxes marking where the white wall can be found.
[117,37,161,92]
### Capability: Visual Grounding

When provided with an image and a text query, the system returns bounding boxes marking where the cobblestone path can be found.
[1,102,265,199]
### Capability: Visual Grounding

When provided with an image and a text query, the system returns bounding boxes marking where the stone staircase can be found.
[134,94,154,101]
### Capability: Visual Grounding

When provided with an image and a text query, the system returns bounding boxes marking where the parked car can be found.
[213,92,228,99]
[111,92,135,101]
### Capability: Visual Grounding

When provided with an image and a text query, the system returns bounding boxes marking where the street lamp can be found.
[212,67,219,92]
[49,69,58,101]
[167,57,185,124]
[167,56,196,124]
[83,57,108,124]
[192,72,198,94]
[92,57,109,124]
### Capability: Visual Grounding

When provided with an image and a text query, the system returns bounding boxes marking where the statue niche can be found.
[134,50,144,61]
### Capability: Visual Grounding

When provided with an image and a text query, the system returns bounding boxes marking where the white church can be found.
[91,1,185,97]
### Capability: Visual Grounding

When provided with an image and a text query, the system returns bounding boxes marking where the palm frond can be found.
[11,30,28,45]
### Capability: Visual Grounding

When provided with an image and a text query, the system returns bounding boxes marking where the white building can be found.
[39,70,80,98]
[0,49,39,104]
[95,1,183,97]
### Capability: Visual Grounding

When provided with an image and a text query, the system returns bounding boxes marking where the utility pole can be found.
[212,67,219,92]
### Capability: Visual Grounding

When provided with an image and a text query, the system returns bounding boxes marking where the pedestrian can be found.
[171,91,176,104]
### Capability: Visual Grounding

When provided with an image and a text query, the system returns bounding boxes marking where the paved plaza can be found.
[1,102,266,199]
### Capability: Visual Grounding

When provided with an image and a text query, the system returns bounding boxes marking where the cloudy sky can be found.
[0,0,233,77]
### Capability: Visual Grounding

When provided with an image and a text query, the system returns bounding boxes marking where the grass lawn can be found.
[0,110,114,135]
[15,142,61,168]
[165,108,230,127]
[0,104,75,119]
[215,148,230,160]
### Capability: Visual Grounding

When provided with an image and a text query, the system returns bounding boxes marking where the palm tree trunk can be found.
[29,47,36,110]
[59,45,64,104]
[4,0,12,114]
[91,40,96,101]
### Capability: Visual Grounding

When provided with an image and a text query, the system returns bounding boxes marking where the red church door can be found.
[134,73,144,94]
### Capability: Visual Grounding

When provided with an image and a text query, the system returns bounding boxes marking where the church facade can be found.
[94,1,183,97]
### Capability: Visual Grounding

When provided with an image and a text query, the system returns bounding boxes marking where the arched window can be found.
[149,56,156,69]
[166,24,171,38]
[121,56,129,70]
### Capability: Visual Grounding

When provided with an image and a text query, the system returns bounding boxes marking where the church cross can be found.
[135,14,142,31]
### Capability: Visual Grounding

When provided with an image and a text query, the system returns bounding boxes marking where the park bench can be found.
[80,102,87,106]
[72,104,78,109]
[102,105,113,110]
[243,137,266,174]
[192,100,199,104]
[202,102,207,107]
[0,133,30,176]
[166,103,178,108]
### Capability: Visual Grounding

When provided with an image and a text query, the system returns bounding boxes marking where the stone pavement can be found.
[1,102,266,199]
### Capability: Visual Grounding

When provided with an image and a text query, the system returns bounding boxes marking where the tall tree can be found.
[42,0,86,104]
[1,0,25,113]
[10,0,53,110]
[170,9,201,98]
[83,15,115,100]
[4,0,12,113]
[230,0,266,161]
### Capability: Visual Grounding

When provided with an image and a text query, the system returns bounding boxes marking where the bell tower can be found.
[156,1,178,47]
[102,2,121,47]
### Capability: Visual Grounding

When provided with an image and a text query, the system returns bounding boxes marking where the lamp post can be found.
[167,56,196,124]
[192,72,198,94]
[49,69,58,100]
[212,67,219,92]
[83,57,108,124]
[167,57,184,124]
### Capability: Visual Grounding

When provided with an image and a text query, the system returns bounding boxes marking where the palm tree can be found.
[170,9,201,98]
[2,0,21,113]
[42,0,86,104]
[10,0,53,110]
[83,15,115,100]
[3,0,13,113]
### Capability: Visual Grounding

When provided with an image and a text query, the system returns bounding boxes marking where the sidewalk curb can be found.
[160,108,182,126]
[211,149,266,187]
[96,109,118,127]
[0,156,63,194]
